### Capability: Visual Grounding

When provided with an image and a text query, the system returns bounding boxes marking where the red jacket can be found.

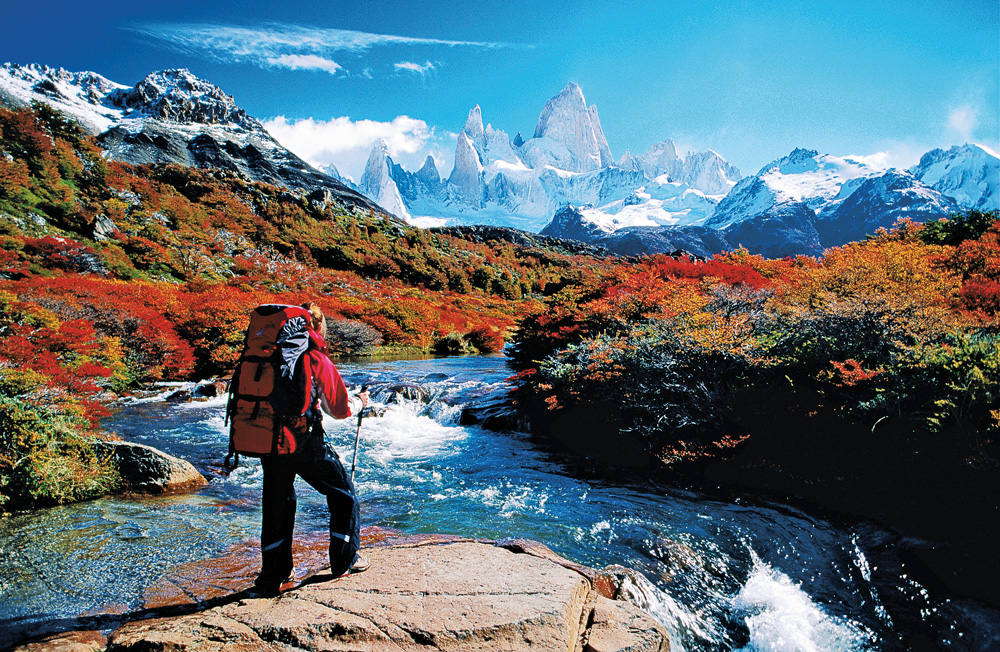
[307,349,358,419]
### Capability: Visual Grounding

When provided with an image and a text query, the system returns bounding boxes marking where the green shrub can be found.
[0,396,120,510]
[432,332,473,356]
[900,331,1000,433]
[919,209,998,247]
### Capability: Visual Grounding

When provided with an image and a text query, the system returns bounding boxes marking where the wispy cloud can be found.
[264,114,456,182]
[947,105,978,143]
[845,151,892,169]
[267,54,342,75]
[128,22,519,77]
[394,61,436,75]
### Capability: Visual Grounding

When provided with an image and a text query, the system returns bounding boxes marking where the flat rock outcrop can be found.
[66,537,666,652]
[10,535,668,652]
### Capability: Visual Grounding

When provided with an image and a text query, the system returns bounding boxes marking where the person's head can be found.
[302,302,327,340]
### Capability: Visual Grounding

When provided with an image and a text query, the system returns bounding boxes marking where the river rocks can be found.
[194,379,229,398]
[587,597,668,652]
[93,441,207,494]
[101,538,668,652]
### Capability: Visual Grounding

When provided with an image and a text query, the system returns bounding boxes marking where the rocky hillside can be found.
[0,63,381,214]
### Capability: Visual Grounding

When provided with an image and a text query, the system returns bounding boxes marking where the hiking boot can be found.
[350,553,370,574]
[246,582,280,598]
[249,569,293,597]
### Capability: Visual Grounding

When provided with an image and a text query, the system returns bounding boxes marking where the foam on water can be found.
[331,401,469,466]
[619,571,724,652]
[731,555,876,652]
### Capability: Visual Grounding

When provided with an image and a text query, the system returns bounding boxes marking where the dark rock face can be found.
[97,124,381,214]
[93,441,207,494]
[721,202,823,258]
[815,171,958,247]
[541,205,729,258]
[603,225,729,258]
[433,223,612,257]
[541,204,605,242]
[106,70,259,130]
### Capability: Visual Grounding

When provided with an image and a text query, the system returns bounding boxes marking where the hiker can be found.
[249,302,370,596]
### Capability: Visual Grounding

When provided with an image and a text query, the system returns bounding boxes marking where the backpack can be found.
[224,304,318,469]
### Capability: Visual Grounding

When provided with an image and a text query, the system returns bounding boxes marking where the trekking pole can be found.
[350,385,368,483]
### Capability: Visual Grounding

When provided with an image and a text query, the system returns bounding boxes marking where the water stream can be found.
[0,356,996,650]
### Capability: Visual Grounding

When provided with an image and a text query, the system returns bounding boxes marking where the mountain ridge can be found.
[0,62,384,215]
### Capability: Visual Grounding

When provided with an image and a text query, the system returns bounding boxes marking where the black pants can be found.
[256,433,360,587]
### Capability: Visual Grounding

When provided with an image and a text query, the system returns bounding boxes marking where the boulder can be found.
[103,538,668,652]
[93,441,207,494]
[194,380,229,398]
[92,213,117,241]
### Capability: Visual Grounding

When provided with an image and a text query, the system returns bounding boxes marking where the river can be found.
[0,356,996,650]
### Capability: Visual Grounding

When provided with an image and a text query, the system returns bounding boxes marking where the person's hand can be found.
[358,390,369,408]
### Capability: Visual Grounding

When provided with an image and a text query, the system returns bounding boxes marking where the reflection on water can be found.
[0,356,996,651]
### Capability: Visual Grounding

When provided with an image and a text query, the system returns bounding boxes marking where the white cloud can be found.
[394,61,436,75]
[129,22,520,77]
[947,105,978,143]
[844,151,892,169]
[264,114,456,182]
[844,143,926,171]
[266,54,341,75]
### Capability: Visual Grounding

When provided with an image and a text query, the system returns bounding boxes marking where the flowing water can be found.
[0,356,997,650]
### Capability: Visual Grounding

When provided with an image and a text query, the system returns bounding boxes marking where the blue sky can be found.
[3,0,998,182]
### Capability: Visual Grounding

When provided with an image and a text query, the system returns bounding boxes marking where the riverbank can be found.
[503,392,1000,610]
[3,355,993,650]
[5,531,669,652]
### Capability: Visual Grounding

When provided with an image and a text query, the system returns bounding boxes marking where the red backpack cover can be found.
[224,304,317,468]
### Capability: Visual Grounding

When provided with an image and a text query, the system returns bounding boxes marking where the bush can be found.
[536,322,747,444]
[919,209,998,247]
[466,324,505,353]
[325,318,383,355]
[0,395,120,509]
[432,332,473,356]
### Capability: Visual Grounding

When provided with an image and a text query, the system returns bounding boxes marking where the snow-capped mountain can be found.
[519,82,614,172]
[0,62,127,133]
[706,148,957,256]
[909,144,998,211]
[358,82,741,231]
[0,62,381,214]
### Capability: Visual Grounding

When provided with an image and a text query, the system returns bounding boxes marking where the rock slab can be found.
[104,540,668,652]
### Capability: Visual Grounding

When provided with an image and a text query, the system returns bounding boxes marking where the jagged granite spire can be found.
[416,155,441,184]
[358,140,411,219]
[522,82,609,173]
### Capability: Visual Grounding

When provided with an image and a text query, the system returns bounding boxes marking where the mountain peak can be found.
[559,82,585,101]
[910,142,999,210]
[526,82,609,172]
[416,155,441,183]
[109,68,259,129]
[463,105,484,140]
